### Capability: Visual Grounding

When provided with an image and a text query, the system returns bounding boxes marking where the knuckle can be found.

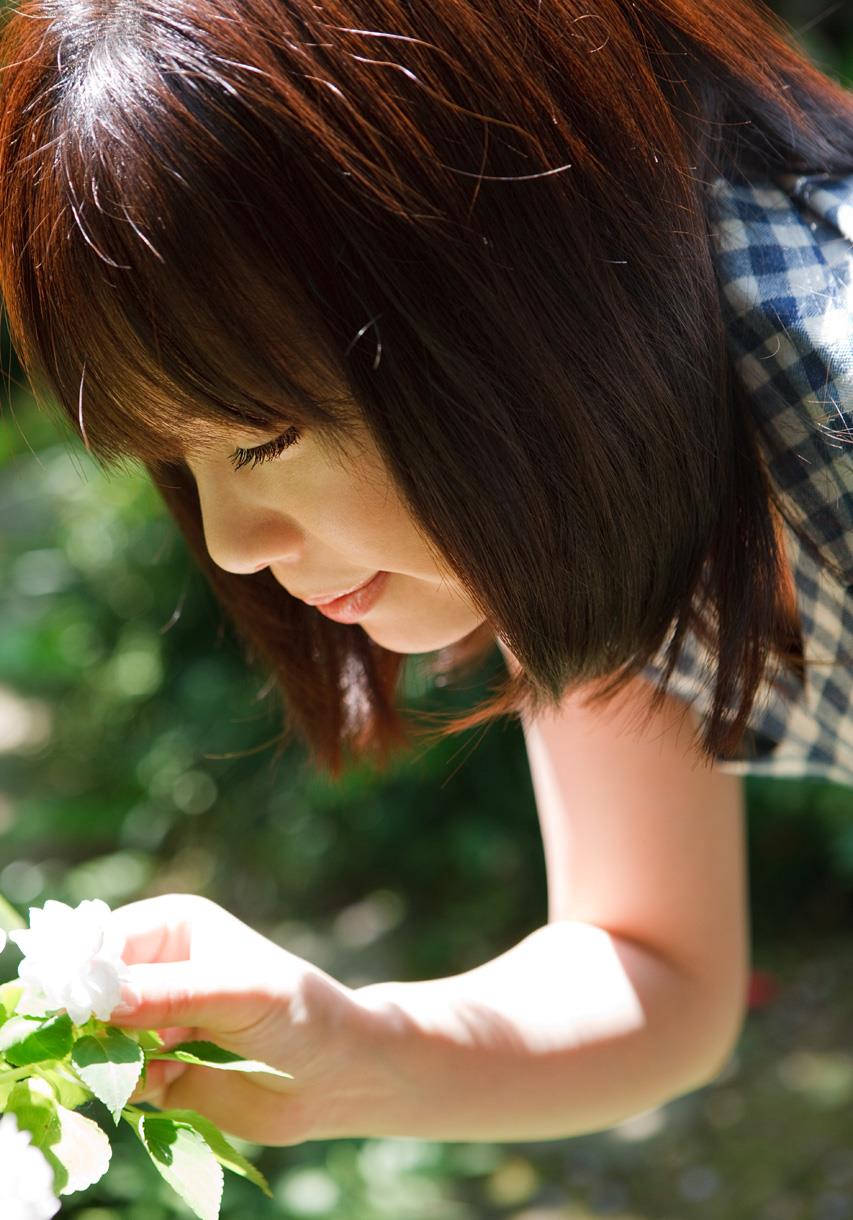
[154,891,205,916]
[145,981,194,1029]
[178,892,220,922]
[166,891,200,911]
[164,988,193,1026]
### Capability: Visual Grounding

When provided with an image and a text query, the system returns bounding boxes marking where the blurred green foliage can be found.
[783,1,853,88]
[0,3,851,1217]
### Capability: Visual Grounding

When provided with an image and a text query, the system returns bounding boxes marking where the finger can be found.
[156,1025,197,1050]
[128,1027,195,1105]
[160,1066,303,1146]
[110,961,275,1037]
[110,895,200,965]
[131,1058,189,1105]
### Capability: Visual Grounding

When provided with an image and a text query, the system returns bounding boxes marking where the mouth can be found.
[311,572,389,624]
[302,574,380,606]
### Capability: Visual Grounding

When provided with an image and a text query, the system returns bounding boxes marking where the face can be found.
[184,417,488,653]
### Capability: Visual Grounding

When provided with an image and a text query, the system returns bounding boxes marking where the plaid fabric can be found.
[642,171,853,789]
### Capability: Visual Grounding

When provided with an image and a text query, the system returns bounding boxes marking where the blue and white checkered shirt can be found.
[643,171,853,789]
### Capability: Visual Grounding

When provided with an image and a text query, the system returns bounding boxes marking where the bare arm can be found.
[352,651,749,1141]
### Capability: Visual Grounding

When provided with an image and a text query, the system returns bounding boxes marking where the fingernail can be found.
[112,985,141,1017]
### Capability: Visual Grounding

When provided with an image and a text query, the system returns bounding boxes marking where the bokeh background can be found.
[1,4,852,1218]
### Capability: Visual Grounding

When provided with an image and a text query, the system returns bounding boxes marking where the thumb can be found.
[110,962,272,1038]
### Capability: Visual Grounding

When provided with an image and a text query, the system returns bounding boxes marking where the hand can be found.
[108,893,379,1145]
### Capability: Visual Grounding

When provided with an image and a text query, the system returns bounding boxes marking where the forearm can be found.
[351,919,738,1142]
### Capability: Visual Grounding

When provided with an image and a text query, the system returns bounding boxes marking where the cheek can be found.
[337,472,427,558]
[307,434,440,570]
[294,482,405,563]
[350,508,428,568]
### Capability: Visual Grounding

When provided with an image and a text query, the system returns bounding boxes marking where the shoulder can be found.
[638,175,853,786]
[706,170,853,585]
[707,170,852,304]
[706,170,852,415]
[706,170,852,397]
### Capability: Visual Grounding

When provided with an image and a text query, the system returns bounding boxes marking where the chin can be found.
[361,612,486,655]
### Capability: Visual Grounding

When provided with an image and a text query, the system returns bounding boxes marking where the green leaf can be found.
[71,1028,144,1124]
[136,1114,224,1220]
[53,1104,112,1195]
[39,1063,92,1110]
[0,981,24,1015]
[154,1040,292,1080]
[0,1016,36,1052]
[6,1078,69,1196]
[1,1013,74,1066]
[158,1108,273,1198]
[0,893,27,931]
[6,1079,60,1147]
[134,1028,165,1052]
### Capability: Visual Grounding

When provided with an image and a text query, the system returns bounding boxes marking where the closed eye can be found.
[229,425,302,472]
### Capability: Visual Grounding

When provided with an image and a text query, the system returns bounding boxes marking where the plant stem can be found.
[0,1064,39,1084]
[30,1063,63,1098]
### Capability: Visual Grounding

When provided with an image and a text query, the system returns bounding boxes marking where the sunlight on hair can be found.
[815,228,853,445]
[77,362,91,452]
[437,159,574,182]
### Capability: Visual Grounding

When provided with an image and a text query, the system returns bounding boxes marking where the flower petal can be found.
[0,1112,61,1218]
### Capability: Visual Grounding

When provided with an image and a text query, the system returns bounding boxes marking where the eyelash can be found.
[229,425,302,472]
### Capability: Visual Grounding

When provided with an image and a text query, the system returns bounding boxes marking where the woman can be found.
[0,0,850,1144]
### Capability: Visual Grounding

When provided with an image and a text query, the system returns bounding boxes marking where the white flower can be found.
[8,899,130,1026]
[0,1112,61,1220]
[0,928,7,954]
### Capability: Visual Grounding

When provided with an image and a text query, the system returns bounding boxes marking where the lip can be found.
[302,574,380,606]
[312,571,389,623]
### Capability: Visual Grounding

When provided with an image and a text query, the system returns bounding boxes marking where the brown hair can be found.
[1,0,851,776]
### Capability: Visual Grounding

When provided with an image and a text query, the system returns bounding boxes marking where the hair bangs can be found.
[61,247,357,470]
[0,0,360,468]
[13,186,356,469]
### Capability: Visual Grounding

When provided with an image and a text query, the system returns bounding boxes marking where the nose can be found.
[193,466,305,576]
